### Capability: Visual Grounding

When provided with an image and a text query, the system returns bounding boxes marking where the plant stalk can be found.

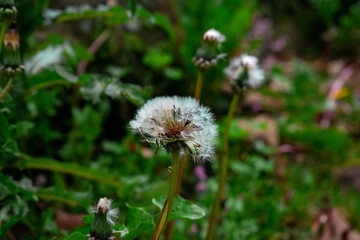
[166,70,204,238]
[164,154,186,240]
[151,149,181,240]
[194,70,204,101]
[73,29,111,107]
[0,22,9,54]
[0,77,13,103]
[206,93,239,240]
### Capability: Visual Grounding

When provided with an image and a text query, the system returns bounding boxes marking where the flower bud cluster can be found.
[193,28,226,71]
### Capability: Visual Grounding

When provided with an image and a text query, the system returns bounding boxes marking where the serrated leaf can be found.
[152,195,205,220]
[25,43,74,75]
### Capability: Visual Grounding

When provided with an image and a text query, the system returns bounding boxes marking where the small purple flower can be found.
[195,182,207,192]
[194,165,207,181]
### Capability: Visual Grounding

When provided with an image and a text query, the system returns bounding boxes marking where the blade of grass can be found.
[6,155,123,189]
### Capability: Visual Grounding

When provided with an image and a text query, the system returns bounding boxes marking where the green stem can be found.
[0,22,9,53]
[151,150,181,240]
[206,93,239,240]
[0,77,13,103]
[194,70,204,101]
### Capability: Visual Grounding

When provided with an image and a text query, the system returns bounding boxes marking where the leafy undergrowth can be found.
[1,0,360,240]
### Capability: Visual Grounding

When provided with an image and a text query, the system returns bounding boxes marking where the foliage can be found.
[1,0,360,239]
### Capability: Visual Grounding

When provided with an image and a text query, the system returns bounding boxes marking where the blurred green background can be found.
[1,0,360,239]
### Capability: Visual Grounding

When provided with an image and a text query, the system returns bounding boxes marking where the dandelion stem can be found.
[0,22,9,54]
[0,77,13,103]
[151,149,181,240]
[194,70,204,101]
[164,154,186,240]
[166,70,204,238]
[206,92,239,240]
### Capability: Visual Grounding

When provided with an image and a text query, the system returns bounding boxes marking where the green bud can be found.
[89,198,118,240]
[192,28,226,71]
[1,23,24,77]
[90,211,113,240]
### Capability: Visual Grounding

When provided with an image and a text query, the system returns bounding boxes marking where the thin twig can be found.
[320,65,354,128]
[73,29,111,106]
[77,29,111,75]
[0,77,13,103]
[194,70,204,101]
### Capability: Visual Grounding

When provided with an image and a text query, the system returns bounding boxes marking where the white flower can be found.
[93,198,119,226]
[203,28,226,43]
[130,96,218,162]
[224,54,265,89]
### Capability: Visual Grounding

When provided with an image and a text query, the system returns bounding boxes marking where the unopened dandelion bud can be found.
[89,198,119,240]
[1,22,23,77]
[224,54,265,92]
[193,28,226,71]
[130,96,218,163]
[203,28,226,45]
[0,0,17,21]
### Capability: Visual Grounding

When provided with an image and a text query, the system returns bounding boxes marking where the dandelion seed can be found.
[224,54,265,91]
[130,96,218,163]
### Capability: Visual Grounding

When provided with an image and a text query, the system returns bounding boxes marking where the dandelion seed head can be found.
[224,54,265,90]
[130,96,218,162]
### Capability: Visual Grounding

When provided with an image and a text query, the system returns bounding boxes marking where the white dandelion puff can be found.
[92,198,119,227]
[130,96,218,162]
[203,28,226,43]
[224,54,265,90]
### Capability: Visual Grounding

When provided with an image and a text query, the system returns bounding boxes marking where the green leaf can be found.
[9,155,123,189]
[82,213,94,224]
[118,82,152,107]
[15,121,35,138]
[0,111,11,140]
[0,110,19,157]
[0,174,38,237]
[152,195,206,220]
[25,43,74,75]
[124,205,153,240]
[143,50,173,70]
[80,75,108,103]
[37,187,91,208]
[153,13,175,41]
[127,0,137,15]
[44,4,128,24]
[62,232,87,240]
[163,67,183,81]
[103,79,152,107]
